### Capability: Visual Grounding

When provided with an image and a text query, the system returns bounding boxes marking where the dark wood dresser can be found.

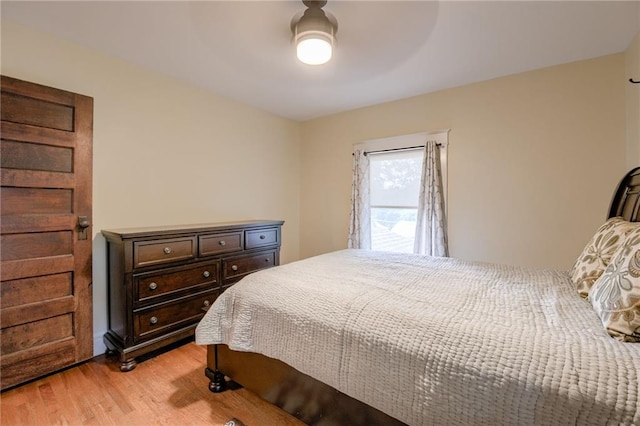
[102,220,283,371]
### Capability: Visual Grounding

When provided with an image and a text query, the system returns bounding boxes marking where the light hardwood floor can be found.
[1,341,304,425]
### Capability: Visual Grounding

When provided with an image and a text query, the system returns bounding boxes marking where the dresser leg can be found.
[120,358,137,372]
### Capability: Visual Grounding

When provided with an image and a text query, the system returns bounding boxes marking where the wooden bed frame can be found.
[204,166,640,425]
[205,344,404,425]
[609,166,640,221]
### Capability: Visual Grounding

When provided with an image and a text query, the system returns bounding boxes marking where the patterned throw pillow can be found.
[570,217,638,298]
[590,228,640,342]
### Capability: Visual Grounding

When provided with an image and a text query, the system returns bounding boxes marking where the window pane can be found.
[370,149,423,207]
[371,207,417,253]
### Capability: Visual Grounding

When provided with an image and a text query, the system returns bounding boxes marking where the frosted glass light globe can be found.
[297,37,332,65]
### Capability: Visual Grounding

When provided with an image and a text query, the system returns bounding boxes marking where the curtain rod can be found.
[352,144,442,157]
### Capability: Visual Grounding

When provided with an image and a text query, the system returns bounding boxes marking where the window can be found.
[370,149,423,252]
[351,130,449,253]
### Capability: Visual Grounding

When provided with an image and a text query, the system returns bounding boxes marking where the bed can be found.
[195,167,640,425]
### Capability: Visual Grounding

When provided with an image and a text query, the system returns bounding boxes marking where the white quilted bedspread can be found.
[195,249,640,425]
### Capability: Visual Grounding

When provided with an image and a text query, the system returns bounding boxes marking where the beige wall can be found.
[1,20,633,355]
[300,55,627,270]
[626,29,640,169]
[1,21,301,354]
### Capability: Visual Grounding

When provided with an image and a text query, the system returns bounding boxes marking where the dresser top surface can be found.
[102,220,284,240]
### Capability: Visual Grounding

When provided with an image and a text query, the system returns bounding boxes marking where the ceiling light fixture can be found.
[291,0,338,65]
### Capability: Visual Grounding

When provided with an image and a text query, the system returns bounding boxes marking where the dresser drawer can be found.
[134,261,219,304]
[223,250,276,282]
[199,232,243,257]
[245,227,279,249]
[133,236,196,268]
[133,291,215,342]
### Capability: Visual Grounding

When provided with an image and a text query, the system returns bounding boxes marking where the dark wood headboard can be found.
[609,167,640,222]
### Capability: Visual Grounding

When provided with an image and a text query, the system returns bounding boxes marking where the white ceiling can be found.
[2,1,639,121]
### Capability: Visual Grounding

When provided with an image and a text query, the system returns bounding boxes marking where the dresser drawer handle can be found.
[203,300,210,308]
[149,282,158,291]
[203,271,210,278]
[265,258,270,262]
[219,240,226,246]
[231,265,238,271]
[150,316,158,325]
[259,234,266,240]
[163,247,172,254]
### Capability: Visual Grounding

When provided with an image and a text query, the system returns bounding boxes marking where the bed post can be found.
[205,344,227,392]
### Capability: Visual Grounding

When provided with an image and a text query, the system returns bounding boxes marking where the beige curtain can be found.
[348,148,371,249]
[414,141,449,256]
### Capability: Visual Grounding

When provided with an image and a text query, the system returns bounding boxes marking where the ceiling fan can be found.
[291,0,338,65]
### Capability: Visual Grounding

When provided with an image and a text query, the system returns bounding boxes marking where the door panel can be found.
[1,91,75,130]
[0,75,93,389]
[1,187,73,214]
[1,273,73,308]
[1,140,74,172]
[1,314,74,354]
[1,231,73,260]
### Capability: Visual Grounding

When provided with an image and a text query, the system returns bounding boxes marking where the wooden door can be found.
[0,76,93,389]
